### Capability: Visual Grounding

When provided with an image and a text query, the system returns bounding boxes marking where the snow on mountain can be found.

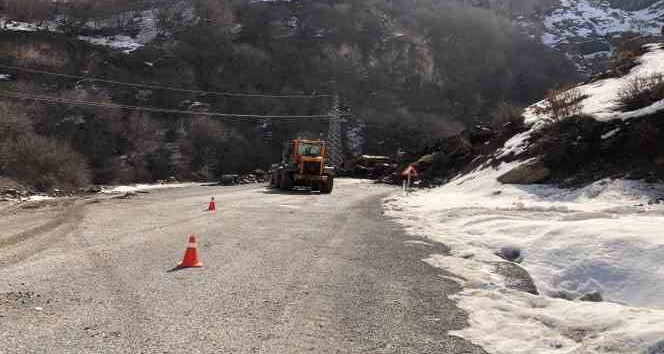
[76,10,160,53]
[0,3,191,54]
[542,0,664,48]
[386,43,664,353]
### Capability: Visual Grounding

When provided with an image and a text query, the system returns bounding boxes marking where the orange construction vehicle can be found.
[270,138,335,193]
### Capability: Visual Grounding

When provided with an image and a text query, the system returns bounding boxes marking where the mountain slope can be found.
[463,0,664,73]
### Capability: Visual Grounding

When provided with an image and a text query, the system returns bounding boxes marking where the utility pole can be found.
[327,94,344,169]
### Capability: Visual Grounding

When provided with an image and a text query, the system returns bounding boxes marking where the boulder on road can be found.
[494,262,538,295]
[579,291,603,302]
[495,246,523,263]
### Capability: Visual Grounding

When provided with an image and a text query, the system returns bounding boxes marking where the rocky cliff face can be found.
[462,0,664,74]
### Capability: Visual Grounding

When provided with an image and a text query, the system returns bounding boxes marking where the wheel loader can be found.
[270,138,335,193]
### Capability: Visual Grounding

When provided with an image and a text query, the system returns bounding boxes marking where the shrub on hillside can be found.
[529,115,603,173]
[0,134,91,192]
[0,102,33,139]
[617,73,664,112]
[491,102,525,130]
[534,87,586,123]
[1,0,51,22]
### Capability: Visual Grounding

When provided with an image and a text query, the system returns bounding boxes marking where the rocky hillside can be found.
[410,42,664,189]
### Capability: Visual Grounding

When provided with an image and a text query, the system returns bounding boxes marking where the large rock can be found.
[495,246,523,263]
[498,160,551,184]
[579,291,603,302]
[494,262,538,295]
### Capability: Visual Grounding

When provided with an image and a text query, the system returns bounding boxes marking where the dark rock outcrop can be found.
[498,160,551,184]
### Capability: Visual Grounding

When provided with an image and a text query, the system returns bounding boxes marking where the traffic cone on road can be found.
[177,235,203,268]
[207,197,216,211]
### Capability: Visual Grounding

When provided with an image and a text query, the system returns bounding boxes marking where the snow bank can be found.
[524,44,664,124]
[386,162,664,353]
[21,195,54,202]
[335,178,374,186]
[101,182,199,194]
[432,255,664,354]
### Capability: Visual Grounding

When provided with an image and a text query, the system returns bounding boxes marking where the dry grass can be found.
[0,135,91,191]
[617,73,664,112]
[0,102,90,191]
[534,87,586,122]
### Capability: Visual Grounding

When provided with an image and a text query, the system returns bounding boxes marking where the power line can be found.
[0,63,334,99]
[0,90,348,119]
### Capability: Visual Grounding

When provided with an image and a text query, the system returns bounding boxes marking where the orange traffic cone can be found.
[207,197,216,211]
[177,235,203,268]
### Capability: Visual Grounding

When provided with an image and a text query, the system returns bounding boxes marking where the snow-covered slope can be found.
[495,43,664,165]
[525,43,664,124]
[386,44,664,353]
[542,0,664,48]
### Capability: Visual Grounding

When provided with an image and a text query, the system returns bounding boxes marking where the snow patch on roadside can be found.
[385,162,664,353]
[21,195,54,202]
[335,178,374,186]
[102,183,199,194]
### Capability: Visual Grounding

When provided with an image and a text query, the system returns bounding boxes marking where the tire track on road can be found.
[0,200,87,268]
[70,229,166,352]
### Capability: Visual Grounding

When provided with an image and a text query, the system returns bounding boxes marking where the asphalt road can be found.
[0,179,487,353]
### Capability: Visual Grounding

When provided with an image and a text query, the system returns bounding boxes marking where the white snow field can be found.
[386,44,664,353]
[386,163,664,353]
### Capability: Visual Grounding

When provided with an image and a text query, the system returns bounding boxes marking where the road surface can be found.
[0,179,486,353]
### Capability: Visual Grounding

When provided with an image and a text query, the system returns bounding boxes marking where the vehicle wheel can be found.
[280,173,294,191]
[320,176,334,194]
[274,174,281,188]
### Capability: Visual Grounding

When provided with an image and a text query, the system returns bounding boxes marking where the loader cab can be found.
[271,138,334,193]
[285,139,326,161]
